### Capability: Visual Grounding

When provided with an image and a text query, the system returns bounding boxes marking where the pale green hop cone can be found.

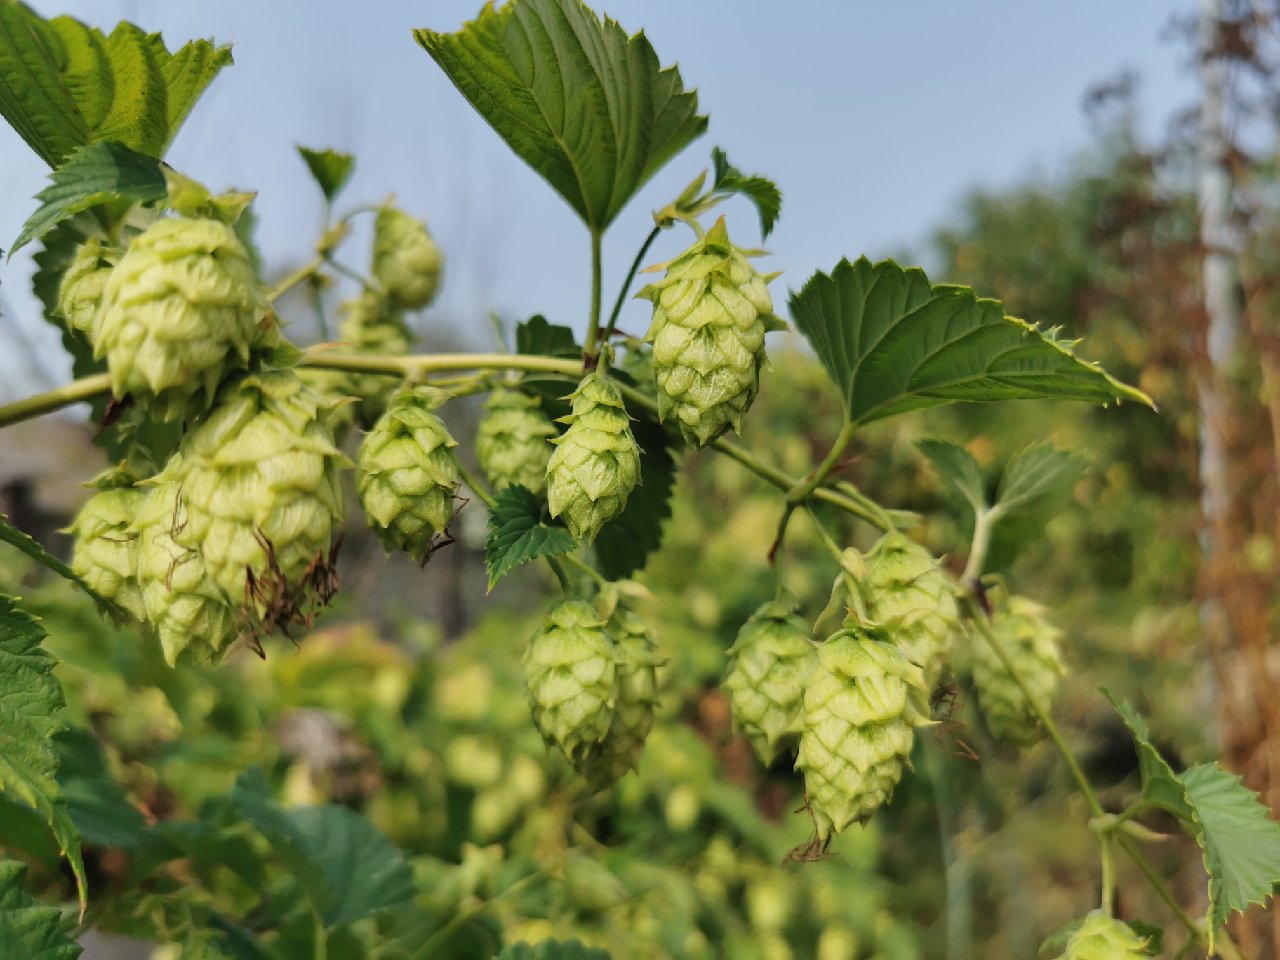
[524,599,619,764]
[476,387,557,494]
[356,387,461,560]
[582,603,662,786]
[637,216,786,447]
[164,370,345,609]
[545,373,640,542]
[1044,912,1152,960]
[94,215,272,421]
[796,627,930,841]
[65,472,146,621]
[970,595,1064,746]
[57,238,119,338]
[372,205,443,310]
[722,597,816,764]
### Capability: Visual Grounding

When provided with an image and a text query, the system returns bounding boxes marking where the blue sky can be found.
[0,0,1195,397]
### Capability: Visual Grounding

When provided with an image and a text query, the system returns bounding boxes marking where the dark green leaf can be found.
[516,314,580,359]
[0,514,120,614]
[486,485,577,590]
[994,441,1088,520]
[493,941,612,960]
[1102,690,1194,821]
[0,859,81,960]
[13,140,166,252]
[594,414,674,580]
[917,439,986,517]
[297,145,355,202]
[55,728,146,849]
[416,0,706,231]
[711,147,781,238]
[158,40,232,146]
[0,596,86,912]
[0,2,90,166]
[788,257,1152,425]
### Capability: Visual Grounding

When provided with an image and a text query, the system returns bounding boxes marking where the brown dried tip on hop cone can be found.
[1044,911,1152,960]
[93,212,273,422]
[796,626,931,843]
[133,479,237,666]
[65,469,146,621]
[372,205,443,310]
[853,531,959,680]
[523,599,619,765]
[722,596,816,765]
[969,595,1064,746]
[161,369,345,628]
[636,216,786,447]
[57,238,119,339]
[545,372,640,542]
[476,387,558,495]
[356,386,461,561]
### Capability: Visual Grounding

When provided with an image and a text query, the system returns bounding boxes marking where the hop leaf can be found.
[546,373,640,542]
[476,387,557,495]
[968,596,1064,746]
[637,217,785,446]
[723,597,816,764]
[372,205,442,310]
[796,627,930,841]
[64,472,146,622]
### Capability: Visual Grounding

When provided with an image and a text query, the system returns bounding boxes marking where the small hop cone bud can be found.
[476,387,558,494]
[722,597,816,764]
[970,596,1064,746]
[854,532,959,679]
[582,604,662,786]
[523,599,619,763]
[357,387,461,560]
[545,373,640,541]
[65,474,146,621]
[372,206,442,309]
[637,216,785,447]
[167,370,345,606]
[1045,912,1152,960]
[94,216,272,421]
[796,627,931,842]
[57,238,118,338]
[133,481,237,666]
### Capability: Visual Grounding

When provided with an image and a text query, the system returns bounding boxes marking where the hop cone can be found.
[357,387,460,560]
[133,481,237,666]
[57,238,118,338]
[970,596,1064,746]
[165,370,345,606]
[637,216,785,446]
[546,373,640,541]
[476,387,557,494]
[855,532,958,678]
[94,216,271,421]
[796,627,930,841]
[1045,912,1151,960]
[523,599,618,763]
[372,206,442,309]
[722,598,816,764]
[66,473,146,621]
[582,604,661,786]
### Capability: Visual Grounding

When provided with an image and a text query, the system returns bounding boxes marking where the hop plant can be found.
[57,238,118,338]
[581,598,661,786]
[357,387,461,560]
[853,532,958,678]
[65,471,146,621]
[969,596,1064,746]
[163,370,345,611]
[637,216,785,446]
[722,597,816,764]
[133,480,237,666]
[94,214,271,421]
[1044,912,1152,960]
[523,599,618,764]
[372,205,443,309]
[796,627,930,842]
[546,372,640,541]
[476,387,558,494]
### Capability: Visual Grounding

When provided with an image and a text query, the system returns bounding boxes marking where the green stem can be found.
[325,255,377,292]
[774,421,857,553]
[309,275,331,341]
[409,872,540,960]
[267,256,324,302]
[313,907,329,960]
[1099,834,1116,916]
[585,229,604,366]
[1116,836,1235,955]
[603,224,661,343]
[0,373,112,429]
[961,505,1000,585]
[563,553,607,587]
[300,350,581,378]
[455,460,496,510]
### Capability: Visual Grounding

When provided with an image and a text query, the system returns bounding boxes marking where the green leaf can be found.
[0,2,90,166]
[993,441,1088,520]
[1102,690,1194,821]
[156,39,232,146]
[594,414,674,580]
[517,315,580,359]
[297,145,355,202]
[917,439,986,517]
[1182,762,1280,933]
[788,257,1152,425]
[47,16,112,132]
[486,485,577,590]
[230,769,414,929]
[95,22,166,157]
[711,147,781,238]
[493,941,612,960]
[0,596,87,912]
[415,0,707,232]
[55,728,146,849]
[13,140,166,252]
[0,859,81,960]
[0,514,120,615]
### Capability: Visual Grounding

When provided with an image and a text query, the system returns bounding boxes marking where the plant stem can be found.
[409,872,540,960]
[300,350,582,378]
[773,421,857,553]
[455,460,496,510]
[961,505,1000,585]
[0,373,112,429]
[585,229,604,366]
[267,256,324,302]
[1099,835,1116,916]
[603,224,661,343]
